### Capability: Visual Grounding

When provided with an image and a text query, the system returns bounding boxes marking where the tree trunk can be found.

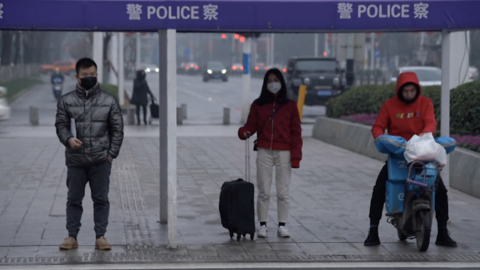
[13,32,20,65]
[1,31,13,66]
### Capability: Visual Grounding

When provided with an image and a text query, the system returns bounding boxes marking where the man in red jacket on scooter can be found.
[364,72,457,247]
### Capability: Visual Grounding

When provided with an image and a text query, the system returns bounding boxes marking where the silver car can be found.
[391,66,441,86]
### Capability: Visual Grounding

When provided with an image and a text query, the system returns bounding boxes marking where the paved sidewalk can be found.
[1,124,480,266]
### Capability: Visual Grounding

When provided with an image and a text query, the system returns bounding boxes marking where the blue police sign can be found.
[0,1,480,32]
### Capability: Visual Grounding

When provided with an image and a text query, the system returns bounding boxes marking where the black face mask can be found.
[80,77,97,90]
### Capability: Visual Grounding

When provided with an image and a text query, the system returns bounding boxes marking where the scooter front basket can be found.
[407,162,438,191]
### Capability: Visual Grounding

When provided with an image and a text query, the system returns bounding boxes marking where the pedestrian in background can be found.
[238,68,302,238]
[130,70,155,125]
[55,57,124,250]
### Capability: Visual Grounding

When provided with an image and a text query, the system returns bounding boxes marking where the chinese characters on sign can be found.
[127,4,142,20]
[138,4,218,20]
[338,3,353,19]
[338,2,429,19]
[414,2,429,19]
[0,3,3,19]
[203,4,218,20]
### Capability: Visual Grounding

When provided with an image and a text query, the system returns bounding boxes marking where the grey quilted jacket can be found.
[55,83,124,166]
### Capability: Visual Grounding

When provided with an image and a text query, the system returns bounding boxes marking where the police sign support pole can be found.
[440,30,470,188]
[92,32,103,83]
[159,29,178,249]
[241,36,252,124]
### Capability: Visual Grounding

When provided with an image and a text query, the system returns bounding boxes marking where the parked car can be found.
[0,86,11,121]
[468,66,479,82]
[41,60,76,75]
[285,57,346,105]
[203,61,228,82]
[391,66,441,86]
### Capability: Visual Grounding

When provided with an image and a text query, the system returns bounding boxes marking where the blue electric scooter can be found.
[376,135,456,252]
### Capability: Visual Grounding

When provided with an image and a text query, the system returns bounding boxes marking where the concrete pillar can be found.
[29,106,39,126]
[241,37,252,124]
[440,30,470,188]
[159,29,177,249]
[92,32,104,83]
[223,107,230,125]
[181,103,187,120]
[177,107,183,125]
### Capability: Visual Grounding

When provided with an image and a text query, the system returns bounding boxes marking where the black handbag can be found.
[253,104,282,151]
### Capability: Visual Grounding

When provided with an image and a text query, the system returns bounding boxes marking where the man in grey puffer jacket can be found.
[55,58,124,250]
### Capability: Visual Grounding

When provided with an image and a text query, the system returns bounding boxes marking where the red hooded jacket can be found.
[372,72,437,141]
[238,99,302,168]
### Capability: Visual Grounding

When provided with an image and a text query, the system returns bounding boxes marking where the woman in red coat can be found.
[238,68,302,238]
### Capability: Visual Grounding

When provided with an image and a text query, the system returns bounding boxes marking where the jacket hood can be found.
[396,72,421,103]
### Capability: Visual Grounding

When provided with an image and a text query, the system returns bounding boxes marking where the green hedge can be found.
[0,78,43,101]
[326,79,480,136]
[450,80,480,135]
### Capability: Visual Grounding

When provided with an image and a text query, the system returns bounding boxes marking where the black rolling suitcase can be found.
[150,100,159,119]
[148,100,159,124]
[219,138,255,241]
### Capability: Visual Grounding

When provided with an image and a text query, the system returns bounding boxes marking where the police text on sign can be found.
[338,2,429,19]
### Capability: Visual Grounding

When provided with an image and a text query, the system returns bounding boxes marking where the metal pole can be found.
[109,33,118,85]
[93,32,104,83]
[440,30,451,188]
[231,34,235,67]
[324,33,329,56]
[159,29,178,248]
[136,33,141,70]
[314,33,318,57]
[118,33,125,106]
[271,33,275,65]
[370,32,375,71]
[241,37,252,124]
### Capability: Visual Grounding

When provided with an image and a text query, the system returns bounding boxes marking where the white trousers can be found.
[256,148,292,223]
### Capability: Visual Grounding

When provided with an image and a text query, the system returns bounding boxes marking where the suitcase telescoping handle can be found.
[245,138,250,182]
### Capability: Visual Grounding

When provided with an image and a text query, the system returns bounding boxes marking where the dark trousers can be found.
[136,104,147,124]
[66,160,112,236]
[368,162,449,228]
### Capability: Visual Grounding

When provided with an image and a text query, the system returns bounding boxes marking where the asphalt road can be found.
[0,73,325,128]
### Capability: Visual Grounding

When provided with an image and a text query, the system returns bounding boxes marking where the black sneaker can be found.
[364,228,381,246]
[435,228,457,247]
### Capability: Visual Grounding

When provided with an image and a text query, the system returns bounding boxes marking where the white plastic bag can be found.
[434,144,447,166]
[404,132,439,163]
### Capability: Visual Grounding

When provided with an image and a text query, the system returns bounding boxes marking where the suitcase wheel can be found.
[250,233,255,240]
[242,233,246,238]
[229,230,234,239]
[236,234,241,241]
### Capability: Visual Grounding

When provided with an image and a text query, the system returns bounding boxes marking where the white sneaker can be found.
[257,225,267,238]
[277,226,291,238]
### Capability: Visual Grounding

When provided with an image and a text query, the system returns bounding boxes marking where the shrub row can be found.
[326,79,480,136]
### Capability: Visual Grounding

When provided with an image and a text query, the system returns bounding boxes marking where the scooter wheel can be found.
[416,210,432,252]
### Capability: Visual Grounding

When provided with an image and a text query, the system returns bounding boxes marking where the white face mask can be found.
[267,82,281,94]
